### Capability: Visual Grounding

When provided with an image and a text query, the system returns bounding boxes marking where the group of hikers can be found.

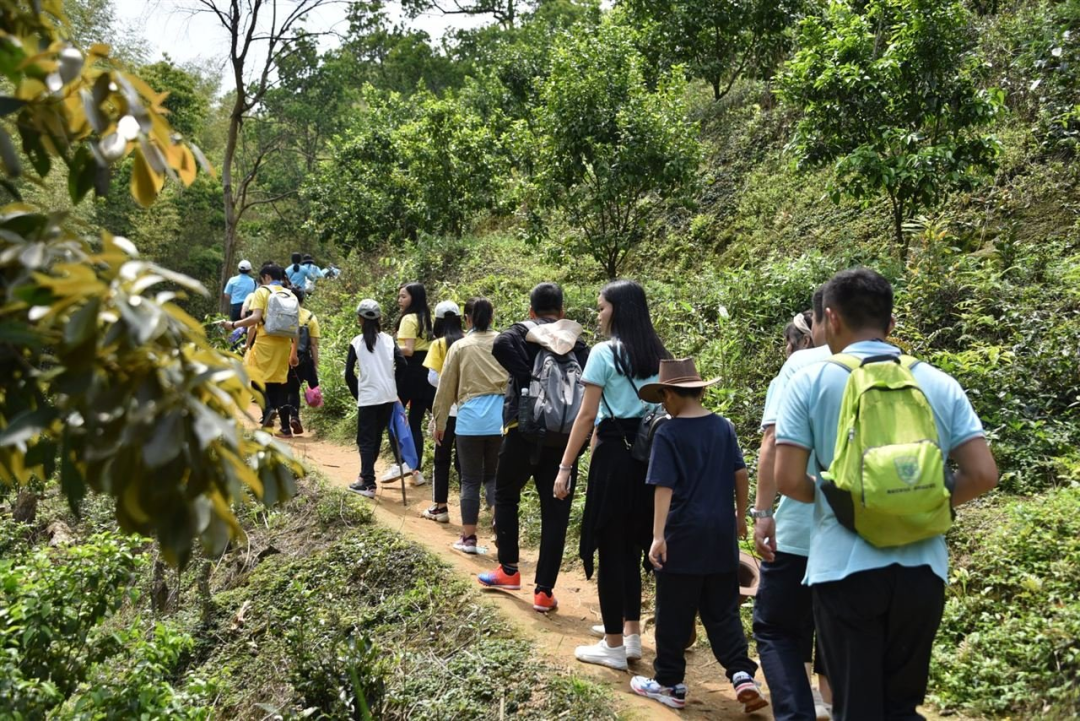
[220,255,332,437]
[223,260,1001,719]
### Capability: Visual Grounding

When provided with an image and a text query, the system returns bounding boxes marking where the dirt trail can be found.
[284,432,772,720]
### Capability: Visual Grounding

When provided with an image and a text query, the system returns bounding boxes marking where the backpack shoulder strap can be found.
[899,354,921,371]
[826,353,860,373]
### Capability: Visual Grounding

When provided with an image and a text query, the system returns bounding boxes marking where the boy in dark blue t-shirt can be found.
[631,358,768,713]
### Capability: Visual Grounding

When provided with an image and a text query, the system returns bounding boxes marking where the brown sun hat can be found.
[638,357,721,404]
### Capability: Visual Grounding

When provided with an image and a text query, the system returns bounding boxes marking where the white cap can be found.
[434,300,460,319]
[356,298,381,319]
[238,259,252,272]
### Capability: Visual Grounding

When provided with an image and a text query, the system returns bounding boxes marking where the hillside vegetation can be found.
[2,0,1079,717]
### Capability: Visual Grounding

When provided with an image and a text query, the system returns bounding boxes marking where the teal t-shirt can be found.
[224,273,256,304]
[456,394,503,436]
[775,340,986,585]
[760,344,832,556]
[581,340,660,421]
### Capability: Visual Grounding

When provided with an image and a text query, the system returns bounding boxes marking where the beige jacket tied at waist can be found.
[432,330,509,432]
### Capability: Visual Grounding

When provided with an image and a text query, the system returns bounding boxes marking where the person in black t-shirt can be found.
[629,358,769,714]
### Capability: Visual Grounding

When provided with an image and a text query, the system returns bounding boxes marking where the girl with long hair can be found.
[555,279,670,670]
[431,298,508,553]
[392,282,435,486]
[345,299,406,498]
[421,300,466,522]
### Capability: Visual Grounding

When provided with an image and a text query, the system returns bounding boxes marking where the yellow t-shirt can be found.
[300,308,321,339]
[423,337,448,373]
[244,285,293,385]
[397,312,431,352]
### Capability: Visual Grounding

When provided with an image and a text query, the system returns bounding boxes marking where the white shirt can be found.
[350,332,398,407]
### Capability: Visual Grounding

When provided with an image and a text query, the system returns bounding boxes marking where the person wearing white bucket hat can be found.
[222,259,257,321]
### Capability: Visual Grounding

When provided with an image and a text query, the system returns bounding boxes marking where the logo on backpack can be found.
[517,320,585,448]
[263,288,300,338]
[819,353,953,548]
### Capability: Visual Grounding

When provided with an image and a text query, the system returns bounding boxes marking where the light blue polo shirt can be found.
[582,341,660,422]
[775,340,985,585]
[760,344,832,556]
[224,273,256,305]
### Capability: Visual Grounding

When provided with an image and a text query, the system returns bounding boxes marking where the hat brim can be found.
[638,378,721,404]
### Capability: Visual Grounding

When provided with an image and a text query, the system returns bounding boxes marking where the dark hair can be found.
[260,263,285,282]
[362,317,381,353]
[600,280,669,379]
[812,284,826,323]
[292,287,306,305]
[433,312,465,350]
[530,282,563,316]
[783,319,812,353]
[665,386,705,399]
[467,298,494,331]
[396,282,433,340]
[291,252,302,273]
[824,268,893,335]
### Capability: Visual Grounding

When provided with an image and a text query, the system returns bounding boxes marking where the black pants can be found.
[587,430,651,634]
[260,382,290,432]
[654,570,757,688]
[284,359,319,425]
[356,402,395,486]
[812,564,945,721]
[494,430,576,592]
[753,551,817,720]
[432,416,457,505]
[402,352,434,471]
[456,434,500,526]
[230,302,244,321]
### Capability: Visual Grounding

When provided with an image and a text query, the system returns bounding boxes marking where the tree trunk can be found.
[217,102,243,314]
[711,76,721,101]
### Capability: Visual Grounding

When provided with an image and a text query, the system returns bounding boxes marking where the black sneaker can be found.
[348,481,376,498]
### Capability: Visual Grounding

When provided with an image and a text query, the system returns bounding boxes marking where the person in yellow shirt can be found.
[284,287,321,435]
[391,282,434,486]
[223,263,299,437]
[421,300,465,522]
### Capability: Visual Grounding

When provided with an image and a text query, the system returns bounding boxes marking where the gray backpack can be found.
[263,288,300,338]
[517,322,584,447]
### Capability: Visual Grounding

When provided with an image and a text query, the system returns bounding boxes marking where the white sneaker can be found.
[380,463,411,482]
[589,625,641,660]
[813,688,832,720]
[575,639,628,670]
[410,470,427,487]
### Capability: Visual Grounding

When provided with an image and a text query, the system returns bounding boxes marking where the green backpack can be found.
[819,353,953,548]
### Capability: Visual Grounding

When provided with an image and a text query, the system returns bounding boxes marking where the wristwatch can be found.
[749,508,774,519]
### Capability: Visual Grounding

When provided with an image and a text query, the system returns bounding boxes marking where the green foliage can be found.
[0,3,301,567]
[0,532,140,710]
[621,0,806,100]
[778,0,1003,252]
[931,488,1080,716]
[65,625,214,720]
[533,16,701,277]
[304,85,510,249]
[141,58,211,138]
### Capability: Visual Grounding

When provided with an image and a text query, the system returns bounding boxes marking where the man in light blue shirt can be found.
[222,259,256,320]
[775,268,998,720]
[752,286,833,721]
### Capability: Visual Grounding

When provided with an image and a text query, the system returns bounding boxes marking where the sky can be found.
[111,0,488,81]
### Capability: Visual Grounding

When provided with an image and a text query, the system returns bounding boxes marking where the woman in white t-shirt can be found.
[345,299,405,498]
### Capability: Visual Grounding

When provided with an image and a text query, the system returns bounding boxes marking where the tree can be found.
[141,57,212,138]
[620,0,806,101]
[303,85,508,249]
[0,1,302,566]
[186,0,337,313]
[532,17,700,278]
[777,0,1003,255]
[400,0,533,30]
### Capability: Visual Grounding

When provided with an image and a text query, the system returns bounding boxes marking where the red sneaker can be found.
[477,566,521,590]
[533,590,558,613]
